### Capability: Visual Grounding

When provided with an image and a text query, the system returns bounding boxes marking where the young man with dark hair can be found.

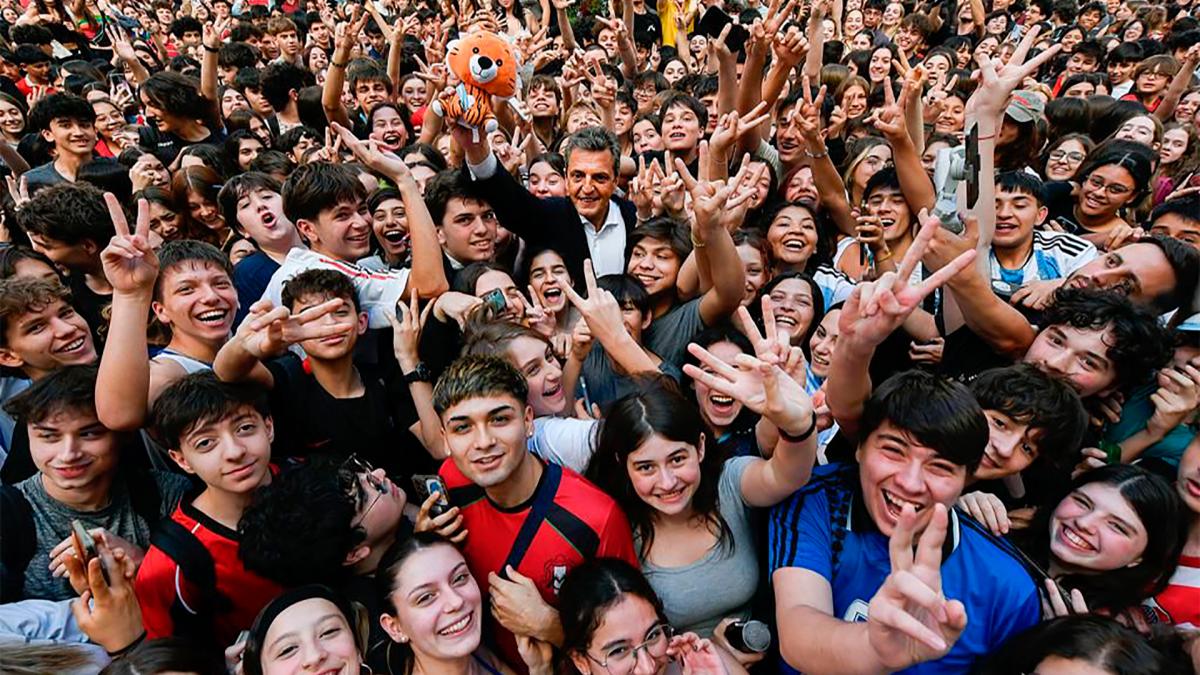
[1149,194,1200,250]
[771,370,1039,673]
[989,171,1097,304]
[1105,42,1143,98]
[217,43,259,86]
[1,365,188,601]
[1058,234,1199,313]
[275,125,322,164]
[259,62,314,134]
[657,92,707,168]
[262,151,448,328]
[18,183,114,336]
[217,172,307,327]
[0,277,97,481]
[12,44,52,99]
[423,169,499,283]
[215,268,433,477]
[169,16,203,54]
[24,93,98,192]
[433,353,636,667]
[135,372,283,650]
[1053,40,1105,96]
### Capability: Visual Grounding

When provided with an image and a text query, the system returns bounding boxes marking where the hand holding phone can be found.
[71,521,114,586]
[412,474,450,518]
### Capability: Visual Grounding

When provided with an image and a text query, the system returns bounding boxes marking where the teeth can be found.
[710,394,734,405]
[883,490,923,512]
[198,310,227,322]
[439,614,471,635]
[59,337,84,352]
[1063,527,1093,550]
[776,316,797,326]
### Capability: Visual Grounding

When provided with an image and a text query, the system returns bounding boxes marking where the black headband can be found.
[244,584,358,675]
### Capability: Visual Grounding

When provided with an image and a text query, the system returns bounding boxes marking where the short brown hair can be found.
[280,268,359,312]
[266,16,297,35]
[432,354,528,416]
[0,277,73,348]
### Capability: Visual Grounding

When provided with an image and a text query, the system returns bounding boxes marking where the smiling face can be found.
[767,205,818,268]
[868,48,893,83]
[0,99,24,138]
[626,432,704,517]
[1045,139,1088,180]
[993,189,1047,250]
[0,299,96,378]
[528,249,570,314]
[42,116,96,158]
[567,149,617,224]
[842,85,868,118]
[440,393,534,490]
[857,421,968,537]
[768,277,816,342]
[1023,324,1118,398]
[865,185,911,243]
[809,308,841,378]
[529,160,566,199]
[934,95,966,135]
[259,598,360,675]
[29,406,119,499]
[370,107,409,152]
[170,405,274,495]
[1061,243,1175,305]
[291,292,364,360]
[693,341,747,430]
[1049,482,1148,572]
[571,594,670,675]
[844,10,864,34]
[1077,165,1137,218]
[506,336,565,417]
[152,261,238,344]
[371,197,409,261]
[661,103,702,154]
[1114,115,1157,149]
[973,410,1041,481]
[299,198,373,260]
[737,244,769,305]
[437,197,497,263]
[381,543,483,661]
[628,237,680,298]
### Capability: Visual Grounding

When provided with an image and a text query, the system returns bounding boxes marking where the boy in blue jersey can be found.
[771,228,1040,674]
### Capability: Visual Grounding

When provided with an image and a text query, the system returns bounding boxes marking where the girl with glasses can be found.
[561,557,745,675]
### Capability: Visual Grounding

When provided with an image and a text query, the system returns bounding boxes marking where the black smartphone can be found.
[411,474,450,518]
[696,6,749,53]
[71,520,113,585]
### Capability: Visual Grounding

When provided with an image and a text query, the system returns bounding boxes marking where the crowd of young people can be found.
[0,0,1198,671]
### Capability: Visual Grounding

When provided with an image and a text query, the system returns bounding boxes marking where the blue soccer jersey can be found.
[769,464,1041,674]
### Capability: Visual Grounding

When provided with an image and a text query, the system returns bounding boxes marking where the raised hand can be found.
[708,102,771,158]
[864,76,911,141]
[838,215,977,349]
[676,145,756,231]
[101,195,159,295]
[330,122,414,188]
[1147,364,1200,438]
[107,24,139,63]
[795,75,827,145]
[867,504,968,670]
[525,285,558,338]
[237,297,356,359]
[561,259,634,348]
[388,289,435,371]
[683,339,813,437]
[667,632,728,675]
[733,297,807,378]
[970,24,1060,117]
[772,25,808,67]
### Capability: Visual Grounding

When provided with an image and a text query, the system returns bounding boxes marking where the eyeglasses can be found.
[1084,174,1133,197]
[586,624,672,674]
[342,454,388,527]
[1049,149,1086,163]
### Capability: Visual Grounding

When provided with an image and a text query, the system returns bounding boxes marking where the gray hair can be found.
[562,126,620,175]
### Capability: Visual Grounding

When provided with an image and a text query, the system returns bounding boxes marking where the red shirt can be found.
[440,457,636,667]
[135,498,284,648]
[1144,553,1200,630]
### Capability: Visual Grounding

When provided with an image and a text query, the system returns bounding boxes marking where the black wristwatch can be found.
[402,363,433,384]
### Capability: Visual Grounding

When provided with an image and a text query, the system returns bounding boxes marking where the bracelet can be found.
[803,147,828,159]
[690,231,707,248]
[202,44,219,53]
[873,247,893,262]
[330,60,348,68]
[106,631,147,658]
[779,412,818,443]
[977,133,996,141]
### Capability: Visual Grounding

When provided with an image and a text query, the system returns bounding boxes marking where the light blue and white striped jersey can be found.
[989,230,1097,296]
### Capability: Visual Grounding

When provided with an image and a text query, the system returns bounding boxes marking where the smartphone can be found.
[481,288,506,314]
[71,520,113,585]
[695,6,749,53]
[964,124,981,211]
[411,474,450,518]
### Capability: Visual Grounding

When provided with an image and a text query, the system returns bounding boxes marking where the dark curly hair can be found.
[1040,288,1175,390]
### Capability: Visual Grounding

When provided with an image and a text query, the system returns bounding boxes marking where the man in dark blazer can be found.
[453,125,638,288]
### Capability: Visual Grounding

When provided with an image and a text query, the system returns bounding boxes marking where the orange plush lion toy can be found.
[431,31,521,140]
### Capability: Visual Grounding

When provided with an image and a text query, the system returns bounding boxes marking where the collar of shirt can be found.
[580,200,623,234]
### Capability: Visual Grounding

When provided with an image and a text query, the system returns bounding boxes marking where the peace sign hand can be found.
[560,260,630,349]
[238,297,356,359]
[388,289,435,371]
[867,504,968,670]
[837,216,977,350]
[101,195,159,295]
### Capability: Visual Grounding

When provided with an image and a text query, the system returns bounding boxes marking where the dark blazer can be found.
[464,164,638,287]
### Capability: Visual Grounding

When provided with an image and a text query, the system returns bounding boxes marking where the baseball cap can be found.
[1006,90,1045,123]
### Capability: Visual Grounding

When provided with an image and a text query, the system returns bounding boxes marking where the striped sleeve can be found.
[769,481,833,580]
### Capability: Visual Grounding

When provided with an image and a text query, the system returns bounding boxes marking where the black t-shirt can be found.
[138,124,225,166]
[263,354,432,481]
[66,271,111,349]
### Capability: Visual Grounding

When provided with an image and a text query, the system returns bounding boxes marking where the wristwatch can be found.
[402,363,433,384]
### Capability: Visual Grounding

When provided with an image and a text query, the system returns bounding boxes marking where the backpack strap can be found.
[501,462,562,576]
[0,484,36,602]
[149,518,230,650]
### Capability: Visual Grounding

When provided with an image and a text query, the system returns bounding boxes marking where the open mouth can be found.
[259,211,277,228]
[667,130,688,142]
[54,336,87,355]
[881,489,925,519]
[196,308,230,326]
[634,273,659,288]
[655,486,687,503]
[811,353,831,368]
[382,132,403,146]
[543,381,563,400]
[775,314,798,330]
[473,454,503,471]
[708,393,736,415]
[438,612,474,637]
[1184,477,1200,499]
[782,238,809,254]
[1059,524,1096,552]
[541,287,563,303]
[382,230,408,247]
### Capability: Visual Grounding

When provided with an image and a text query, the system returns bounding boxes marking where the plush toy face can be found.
[446,32,520,98]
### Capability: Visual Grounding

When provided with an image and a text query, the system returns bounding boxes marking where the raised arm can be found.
[1154,45,1199,123]
[323,13,368,130]
[199,19,229,105]
[108,24,151,86]
[553,0,578,53]
[870,76,935,213]
[95,197,157,431]
[562,260,659,373]
[802,0,826,84]
[794,79,858,236]
[679,153,748,326]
